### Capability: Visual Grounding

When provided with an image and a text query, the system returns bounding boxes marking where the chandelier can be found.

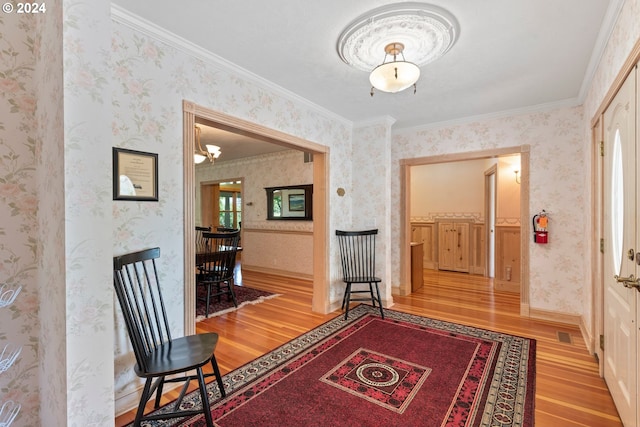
[337,2,459,96]
[369,42,420,96]
[194,125,221,164]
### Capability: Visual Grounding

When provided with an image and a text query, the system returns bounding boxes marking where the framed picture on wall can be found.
[288,194,305,211]
[113,147,159,201]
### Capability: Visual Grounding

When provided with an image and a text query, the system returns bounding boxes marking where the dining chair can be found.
[216,226,238,232]
[196,226,211,254]
[113,247,225,427]
[335,229,385,320]
[198,230,240,317]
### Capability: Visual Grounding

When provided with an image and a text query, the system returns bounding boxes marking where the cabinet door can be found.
[411,225,422,243]
[421,224,436,268]
[452,223,470,272]
[438,222,455,270]
[470,223,486,275]
[438,222,470,272]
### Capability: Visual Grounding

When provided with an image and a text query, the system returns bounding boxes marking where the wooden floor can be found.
[115,269,622,427]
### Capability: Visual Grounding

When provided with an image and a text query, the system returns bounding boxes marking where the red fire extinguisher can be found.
[533,210,549,244]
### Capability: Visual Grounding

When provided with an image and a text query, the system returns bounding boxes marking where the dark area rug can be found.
[195,285,279,321]
[135,304,536,426]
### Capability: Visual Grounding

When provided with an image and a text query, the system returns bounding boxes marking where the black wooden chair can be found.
[198,230,240,317]
[196,226,211,254]
[335,229,385,320]
[113,247,225,427]
[216,226,238,232]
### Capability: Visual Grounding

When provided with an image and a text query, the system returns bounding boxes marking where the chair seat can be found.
[343,276,381,283]
[135,333,219,378]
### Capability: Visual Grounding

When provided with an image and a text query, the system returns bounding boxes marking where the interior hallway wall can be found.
[392,105,584,316]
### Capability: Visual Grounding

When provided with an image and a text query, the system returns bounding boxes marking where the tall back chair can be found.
[196,226,211,254]
[335,229,385,320]
[113,247,225,427]
[198,230,240,317]
[216,226,238,232]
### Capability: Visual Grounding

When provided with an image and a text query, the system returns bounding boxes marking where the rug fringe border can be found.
[195,293,281,322]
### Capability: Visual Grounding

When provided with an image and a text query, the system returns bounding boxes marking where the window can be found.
[218,182,242,228]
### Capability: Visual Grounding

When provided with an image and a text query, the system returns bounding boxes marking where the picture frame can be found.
[113,147,159,201]
[288,194,305,211]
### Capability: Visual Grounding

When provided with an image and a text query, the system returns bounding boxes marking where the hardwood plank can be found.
[115,269,622,427]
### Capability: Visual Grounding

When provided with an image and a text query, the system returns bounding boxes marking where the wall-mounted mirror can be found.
[266,184,313,220]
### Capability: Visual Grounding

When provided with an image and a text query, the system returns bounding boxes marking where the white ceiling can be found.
[113,0,620,160]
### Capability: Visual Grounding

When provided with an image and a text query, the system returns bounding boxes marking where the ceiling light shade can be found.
[194,126,222,164]
[369,42,420,94]
[206,144,222,158]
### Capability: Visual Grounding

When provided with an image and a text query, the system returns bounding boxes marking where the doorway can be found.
[485,165,497,278]
[199,180,243,230]
[182,101,331,336]
[400,146,530,315]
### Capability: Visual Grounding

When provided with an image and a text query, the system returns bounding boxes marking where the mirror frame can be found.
[266,184,313,220]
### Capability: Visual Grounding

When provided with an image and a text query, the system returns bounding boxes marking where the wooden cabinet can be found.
[470,223,485,275]
[411,223,437,269]
[438,222,470,272]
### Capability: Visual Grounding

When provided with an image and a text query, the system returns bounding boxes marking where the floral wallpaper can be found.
[0,0,637,425]
[350,120,394,303]
[391,106,586,314]
[195,150,313,230]
[110,12,352,409]
[35,1,66,426]
[60,0,115,425]
[0,11,39,427]
[582,0,640,331]
[195,151,314,275]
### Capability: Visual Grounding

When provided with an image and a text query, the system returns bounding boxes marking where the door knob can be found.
[614,274,640,291]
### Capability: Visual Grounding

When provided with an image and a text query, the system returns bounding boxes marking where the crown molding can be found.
[354,115,397,129]
[110,4,352,128]
[577,0,626,102]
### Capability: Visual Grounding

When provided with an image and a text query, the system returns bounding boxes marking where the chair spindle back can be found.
[200,231,240,283]
[335,229,378,280]
[113,247,171,374]
[196,226,211,254]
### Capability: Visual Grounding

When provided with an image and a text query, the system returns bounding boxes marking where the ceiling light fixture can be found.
[194,125,221,164]
[369,42,420,96]
[337,2,459,96]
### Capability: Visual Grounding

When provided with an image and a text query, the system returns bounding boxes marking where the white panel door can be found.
[603,68,638,427]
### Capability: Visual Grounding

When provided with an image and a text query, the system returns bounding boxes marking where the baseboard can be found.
[116,386,142,417]
[494,280,520,293]
[470,266,485,275]
[579,315,595,355]
[392,284,411,296]
[115,377,183,416]
[424,261,438,270]
[242,265,313,281]
[528,307,581,326]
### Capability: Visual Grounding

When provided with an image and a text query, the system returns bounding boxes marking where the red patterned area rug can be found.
[195,285,279,321]
[136,304,536,426]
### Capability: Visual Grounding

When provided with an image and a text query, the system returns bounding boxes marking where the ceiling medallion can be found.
[337,2,459,94]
